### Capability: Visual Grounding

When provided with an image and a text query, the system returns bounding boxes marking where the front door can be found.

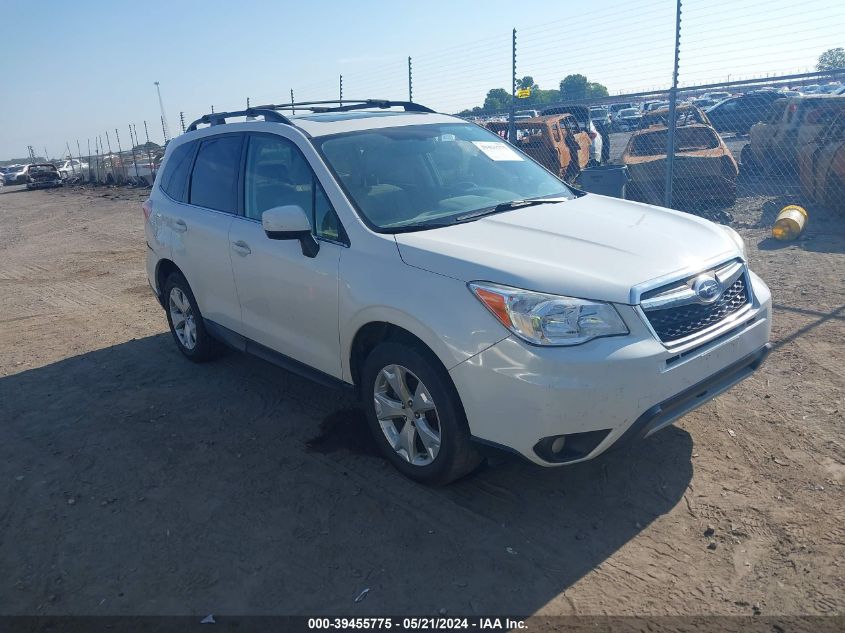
[227,133,346,378]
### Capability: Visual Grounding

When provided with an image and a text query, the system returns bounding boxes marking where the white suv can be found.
[144,100,772,484]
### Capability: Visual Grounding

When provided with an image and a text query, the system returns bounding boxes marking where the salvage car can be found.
[743,95,845,175]
[144,99,771,484]
[623,109,738,206]
[25,163,63,190]
[486,114,589,183]
[798,109,845,214]
[540,104,604,165]
[705,91,783,135]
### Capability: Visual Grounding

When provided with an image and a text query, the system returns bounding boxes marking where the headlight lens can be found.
[723,225,746,259]
[469,282,628,346]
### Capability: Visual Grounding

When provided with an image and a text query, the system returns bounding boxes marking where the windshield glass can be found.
[317,123,573,231]
[620,109,639,117]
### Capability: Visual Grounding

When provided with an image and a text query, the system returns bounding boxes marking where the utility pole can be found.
[339,74,343,106]
[154,81,170,142]
[290,89,295,115]
[664,0,682,208]
[179,112,186,134]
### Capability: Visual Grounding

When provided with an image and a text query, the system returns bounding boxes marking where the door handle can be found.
[173,219,188,233]
[231,240,251,256]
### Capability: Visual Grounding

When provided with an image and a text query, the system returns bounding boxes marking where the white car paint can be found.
[145,108,771,468]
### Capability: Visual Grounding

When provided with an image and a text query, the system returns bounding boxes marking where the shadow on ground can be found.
[1,334,693,615]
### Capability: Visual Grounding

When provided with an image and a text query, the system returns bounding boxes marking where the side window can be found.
[189,135,243,213]
[244,135,347,242]
[160,141,195,202]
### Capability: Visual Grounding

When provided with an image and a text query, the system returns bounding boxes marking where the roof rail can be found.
[254,99,435,114]
[186,108,293,132]
[184,99,436,133]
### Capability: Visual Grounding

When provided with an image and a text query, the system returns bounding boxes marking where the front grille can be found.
[644,276,749,343]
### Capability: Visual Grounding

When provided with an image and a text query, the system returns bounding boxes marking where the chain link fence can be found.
[26,0,844,226]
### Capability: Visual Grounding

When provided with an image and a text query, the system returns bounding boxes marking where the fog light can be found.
[551,437,566,454]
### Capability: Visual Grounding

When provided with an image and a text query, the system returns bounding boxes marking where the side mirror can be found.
[262,205,319,258]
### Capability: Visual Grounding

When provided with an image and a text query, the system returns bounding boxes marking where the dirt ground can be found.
[0,181,843,618]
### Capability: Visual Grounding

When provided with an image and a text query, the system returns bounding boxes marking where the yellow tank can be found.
[772,205,807,241]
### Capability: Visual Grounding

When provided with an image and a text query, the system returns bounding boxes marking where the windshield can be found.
[317,123,573,232]
[620,109,639,117]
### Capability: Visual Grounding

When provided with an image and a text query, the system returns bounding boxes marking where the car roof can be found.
[179,109,463,144]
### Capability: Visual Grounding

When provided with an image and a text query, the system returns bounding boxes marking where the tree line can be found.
[457,74,609,116]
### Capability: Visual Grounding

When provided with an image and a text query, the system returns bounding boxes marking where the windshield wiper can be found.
[455,197,570,222]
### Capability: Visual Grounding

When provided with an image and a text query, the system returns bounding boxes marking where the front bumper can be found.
[449,271,772,466]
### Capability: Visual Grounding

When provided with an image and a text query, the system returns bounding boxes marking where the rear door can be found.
[168,133,244,331]
[227,132,346,378]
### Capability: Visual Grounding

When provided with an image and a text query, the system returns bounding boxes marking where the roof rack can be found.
[186,108,292,132]
[186,99,435,132]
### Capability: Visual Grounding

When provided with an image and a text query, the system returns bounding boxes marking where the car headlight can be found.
[469,282,628,346]
[723,225,746,260]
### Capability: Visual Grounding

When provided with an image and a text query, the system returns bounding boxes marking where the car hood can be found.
[394,194,739,304]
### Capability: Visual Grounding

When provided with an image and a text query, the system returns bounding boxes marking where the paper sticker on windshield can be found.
[472,141,524,161]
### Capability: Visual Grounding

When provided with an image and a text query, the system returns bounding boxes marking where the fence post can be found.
[76,140,84,181]
[128,124,140,179]
[87,139,92,183]
[664,0,682,208]
[143,121,156,181]
[114,129,128,183]
[508,28,516,143]
[66,142,75,176]
[408,56,413,102]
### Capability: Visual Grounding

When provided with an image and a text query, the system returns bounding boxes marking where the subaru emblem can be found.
[692,275,722,304]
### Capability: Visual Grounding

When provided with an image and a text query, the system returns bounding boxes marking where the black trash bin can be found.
[576,165,629,199]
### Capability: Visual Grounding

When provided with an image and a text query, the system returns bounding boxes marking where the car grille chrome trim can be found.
[637,259,755,349]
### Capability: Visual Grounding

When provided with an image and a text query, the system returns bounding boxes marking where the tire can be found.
[163,272,219,362]
[740,145,758,176]
[361,342,481,485]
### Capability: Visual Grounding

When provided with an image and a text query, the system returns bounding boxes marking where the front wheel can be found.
[361,342,481,485]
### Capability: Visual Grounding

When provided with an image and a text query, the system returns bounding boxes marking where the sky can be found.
[0,0,842,160]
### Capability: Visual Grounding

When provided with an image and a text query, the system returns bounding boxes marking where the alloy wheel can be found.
[373,364,441,465]
[169,287,197,350]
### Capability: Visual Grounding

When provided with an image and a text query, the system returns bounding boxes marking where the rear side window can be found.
[160,142,195,202]
[189,135,243,213]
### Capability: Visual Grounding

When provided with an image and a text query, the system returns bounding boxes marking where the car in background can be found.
[514,109,539,121]
[615,108,642,131]
[540,104,604,165]
[3,164,29,185]
[705,91,784,135]
[802,85,822,94]
[58,159,89,180]
[744,95,845,174]
[590,106,610,126]
[25,163,63,190]
[798,109,845,214]
[701,91,732,102]
[486,113,590,183]
[643,101,669,112]
[609,102,636,130]
[820,83,843,94]
[623,109,738,207]
[692,97,719,110]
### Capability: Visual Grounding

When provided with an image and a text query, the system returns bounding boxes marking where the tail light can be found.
[142,199,153,221]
